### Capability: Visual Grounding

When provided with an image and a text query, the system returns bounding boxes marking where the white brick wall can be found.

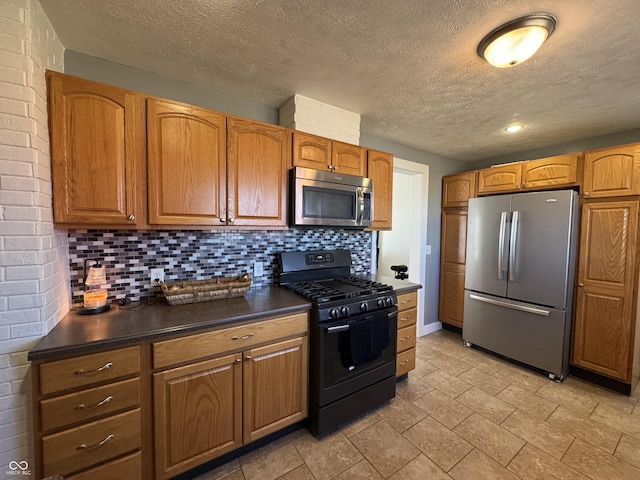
[0,0,68,474]
[279,94,361,145]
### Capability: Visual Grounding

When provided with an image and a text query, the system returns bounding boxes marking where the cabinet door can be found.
[292,132,331,170]
[442,172,477,207]
[521,154,580,190]
[572,201,638,382]
[331,141,367,176]
[153,353,242,479]
[477,164,522,194]
[583,143,640,198]
[367,149,393,230]
[147,98,227,225]
[48,72,144,225]
[227,118,289,227]
[243,336,308,444]
[438,209,468,327]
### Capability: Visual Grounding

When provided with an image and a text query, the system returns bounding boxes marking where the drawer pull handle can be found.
[75,362,113,376]
[400,317,410,322]
[399,360,409,366]
[232,333,254,340]
[399,336,411,341]
[77,434,114,450]
[401,300,412,305]
[76,395,114,410]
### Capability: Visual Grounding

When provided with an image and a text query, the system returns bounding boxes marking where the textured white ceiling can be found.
[39,0,640,161]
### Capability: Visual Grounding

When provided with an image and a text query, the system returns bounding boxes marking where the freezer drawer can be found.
[462,291,571,379]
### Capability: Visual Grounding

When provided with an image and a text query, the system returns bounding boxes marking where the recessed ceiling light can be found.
[505,125,524,133]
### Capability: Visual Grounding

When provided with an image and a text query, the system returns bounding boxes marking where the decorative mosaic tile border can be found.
[68,229,372,306]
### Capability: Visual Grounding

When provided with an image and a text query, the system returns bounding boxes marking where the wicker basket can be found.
[159,273,252,305]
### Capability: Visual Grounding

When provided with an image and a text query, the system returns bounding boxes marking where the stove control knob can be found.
[330,308,340,319]
[341,306,350,317]
[377,299,384,307]
[360,302,369,312]
[386,297,394,306]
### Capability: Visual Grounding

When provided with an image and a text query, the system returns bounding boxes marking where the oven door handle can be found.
[326,324,350,334]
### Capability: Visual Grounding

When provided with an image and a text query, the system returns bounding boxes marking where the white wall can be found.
[0,0,68,472]
[378,172,412,275]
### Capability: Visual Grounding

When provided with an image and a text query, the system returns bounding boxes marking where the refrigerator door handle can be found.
[509,211,519,282]
[498,212,508,280]
[469,294,550,316]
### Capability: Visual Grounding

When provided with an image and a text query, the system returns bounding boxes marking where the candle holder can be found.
[78,258,110,315]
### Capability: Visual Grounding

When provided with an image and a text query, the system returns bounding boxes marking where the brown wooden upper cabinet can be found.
[148,103,288,228]
[477,154,580,194]
[47,71,145,226]
[367,149,393,230]
[442,171,477,207]
[147,98,227,226]
[292,132,331,170]
[292,132,366,177]
[582,143,640,198]
[227,118,290,227]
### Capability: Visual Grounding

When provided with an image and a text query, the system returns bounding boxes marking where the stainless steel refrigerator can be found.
[463,189,579,380]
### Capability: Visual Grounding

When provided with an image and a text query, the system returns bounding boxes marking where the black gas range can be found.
[276,249,398,437]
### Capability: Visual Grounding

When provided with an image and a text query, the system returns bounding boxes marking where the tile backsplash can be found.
[68,229,373,305]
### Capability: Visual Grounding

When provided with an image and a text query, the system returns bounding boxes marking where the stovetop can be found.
[276,249,397,322]
[281,276,393,304]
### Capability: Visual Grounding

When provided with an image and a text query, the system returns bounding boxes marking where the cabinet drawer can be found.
[396,348,416,377]
[39,346,140,395]
[397,291,417,312]
[153,313,309,369]
[65,451,141,480]
[397,325,416,353]
[41,377,140,432]
[42,408,140,478]
[397,307,417,328]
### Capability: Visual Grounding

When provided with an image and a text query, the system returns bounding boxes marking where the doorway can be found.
[374,158,433,336]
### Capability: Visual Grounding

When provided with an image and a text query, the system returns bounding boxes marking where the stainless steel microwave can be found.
[291,167,373,228]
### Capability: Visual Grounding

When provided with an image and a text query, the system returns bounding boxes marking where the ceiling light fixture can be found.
[505,125,524,133]
[478,14,556,68]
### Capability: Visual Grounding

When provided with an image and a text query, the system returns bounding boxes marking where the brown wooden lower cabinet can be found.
[33,313,309,480]
[396,290,418,377]
[153,353,243,478]
[152,315,309,479]
[243,337,308,443]
[42,408,141,478]
[65,451,141,480]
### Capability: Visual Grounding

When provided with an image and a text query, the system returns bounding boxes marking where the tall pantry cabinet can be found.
[572,143,640,391]
[438,172,477,327]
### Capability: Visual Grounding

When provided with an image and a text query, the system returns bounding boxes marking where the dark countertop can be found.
[28,286,312,361]
[373,275,422,294]
[28,277,422,362]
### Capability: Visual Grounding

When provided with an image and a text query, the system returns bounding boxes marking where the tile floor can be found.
[194,329,640,480]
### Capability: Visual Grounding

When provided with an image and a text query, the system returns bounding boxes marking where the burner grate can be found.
[282,275,393,304]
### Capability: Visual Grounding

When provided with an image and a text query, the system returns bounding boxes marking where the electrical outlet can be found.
[150,268,165,284]
[254,261,264,277]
